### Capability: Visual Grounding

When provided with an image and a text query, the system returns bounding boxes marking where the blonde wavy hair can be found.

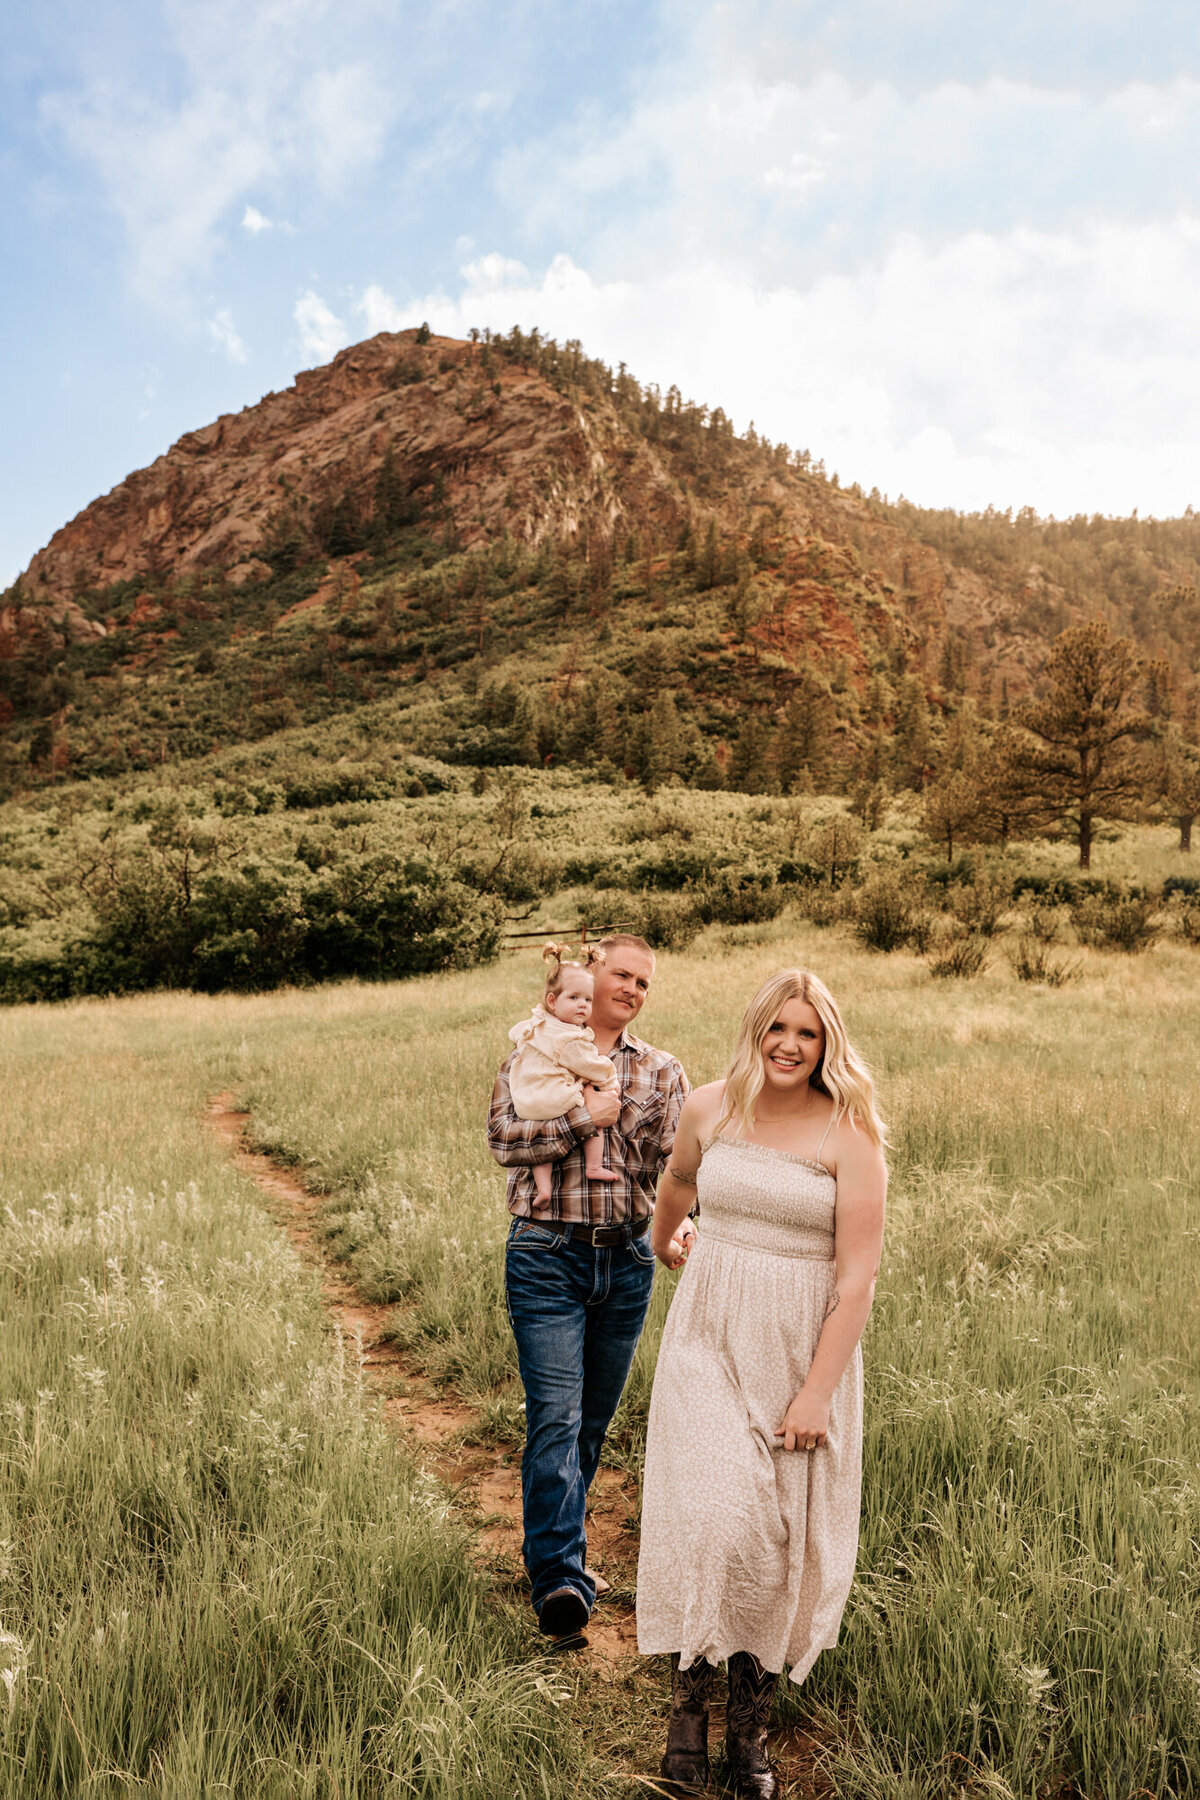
[715,968,887,1148]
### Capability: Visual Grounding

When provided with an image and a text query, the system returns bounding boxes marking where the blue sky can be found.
[6,1,1200,586]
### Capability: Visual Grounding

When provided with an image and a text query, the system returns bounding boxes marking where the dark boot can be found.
[724,1652,779,1799]
[659,1654,713,1795]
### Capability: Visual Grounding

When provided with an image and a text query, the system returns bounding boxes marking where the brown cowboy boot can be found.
[659,1654,714,1795]
[724,1652,779,1798]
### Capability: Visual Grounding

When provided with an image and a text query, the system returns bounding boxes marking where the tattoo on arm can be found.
[668,1164,698,1185]
[823,1288,842,1321]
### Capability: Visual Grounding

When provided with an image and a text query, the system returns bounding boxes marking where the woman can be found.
[636,969,887,1798]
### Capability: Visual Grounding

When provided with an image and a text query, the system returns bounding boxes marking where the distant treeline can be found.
[3,722,1200,1002]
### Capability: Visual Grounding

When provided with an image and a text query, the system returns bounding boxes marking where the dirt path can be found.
[205,1092,639,1668]
[206,1092,835,1795]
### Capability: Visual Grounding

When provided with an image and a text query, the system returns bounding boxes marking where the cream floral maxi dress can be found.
[636,1136,863,1682]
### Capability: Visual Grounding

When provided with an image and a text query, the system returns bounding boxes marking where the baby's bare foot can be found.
[585,1168,618,1183]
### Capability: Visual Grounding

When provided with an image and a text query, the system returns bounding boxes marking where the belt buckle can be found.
[592,1224,621,1247]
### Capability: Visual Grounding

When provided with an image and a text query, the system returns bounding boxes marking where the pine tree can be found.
[1162,730,1200,851]
[643,691,683,789]
[724,575,763,640]
[1002,619,1152,868]
[632,639,670,707]
[509,691,540,766]
[729,715,774,792]
[805,813,863,885]
[920,770,979,859]
[570,669,625,767]
[892,675,933,789]
[326,491,362,559]
[697,518,721,591]
[775,669,835,792]
[373,443,414,538]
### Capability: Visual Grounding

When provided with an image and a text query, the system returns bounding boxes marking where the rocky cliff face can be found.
[12,327,1090,703]
[18,330,685,608]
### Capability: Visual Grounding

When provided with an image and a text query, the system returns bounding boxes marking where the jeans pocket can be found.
[627,1231,657,1267]
[507,1219,567,1251]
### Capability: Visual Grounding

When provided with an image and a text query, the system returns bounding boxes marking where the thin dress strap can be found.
[815,1110,835,1171]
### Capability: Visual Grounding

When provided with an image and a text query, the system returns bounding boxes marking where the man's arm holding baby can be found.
[487,1060,619,1168]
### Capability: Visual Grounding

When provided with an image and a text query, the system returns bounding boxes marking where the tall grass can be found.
[228,920,1200,1797]
[0,1002,582,1798]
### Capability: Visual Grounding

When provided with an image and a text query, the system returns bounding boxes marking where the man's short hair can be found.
[596,932,655,961]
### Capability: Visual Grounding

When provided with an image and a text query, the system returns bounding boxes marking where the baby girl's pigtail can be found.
[581,944,607,970]
[542,941,571,969]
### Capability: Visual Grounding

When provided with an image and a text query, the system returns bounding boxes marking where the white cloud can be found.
[208,309,248,363]
[304,63,390,192]
[762,154,829,193]
[40,3,399,298]
[36,0,566,304]
[295,290,348,363]
[498,66,1200,285]
[461,252,530,290]
[355,219,1200,517]
[359,283,413,334]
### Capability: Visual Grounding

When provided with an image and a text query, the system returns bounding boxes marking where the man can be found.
[487,933,691,1647]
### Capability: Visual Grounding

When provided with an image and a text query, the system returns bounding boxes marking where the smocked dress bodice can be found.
[696,1136,836,1261]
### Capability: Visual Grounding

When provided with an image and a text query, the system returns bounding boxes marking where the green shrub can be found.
[1071,890,1160,953]
[1008,931,1081,986]
[1025,897,1067,944]
[0,920,97,1003]
[905,905,938,954]
[795,884,847,929]
[691,868,787,926]
[926,925,991,979]
[947,865,1012,937]
[851,869,914,952]
[0,852,504,1003]
[632,892,703,951]
[304,860,505,980]
[1172,899,1200,946]
[629,845,730,891]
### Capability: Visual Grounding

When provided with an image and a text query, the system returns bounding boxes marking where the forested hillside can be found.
[2,327,1199,1001]
[4,325,1198,803]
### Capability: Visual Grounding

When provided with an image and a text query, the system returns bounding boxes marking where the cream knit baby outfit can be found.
[506,1005,620,1120]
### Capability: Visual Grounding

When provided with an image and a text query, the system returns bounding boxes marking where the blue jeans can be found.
[504,1217,656,1618]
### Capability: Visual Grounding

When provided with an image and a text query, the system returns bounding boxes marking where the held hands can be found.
[655,1220,697,1271]
[775,1388,831,1453]
[583,1084,620,1129]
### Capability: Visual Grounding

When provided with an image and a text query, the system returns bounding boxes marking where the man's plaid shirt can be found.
[487,1029,689,1224]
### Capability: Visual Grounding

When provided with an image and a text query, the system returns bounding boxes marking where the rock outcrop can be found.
[18,331,683,608]
[10,327,1097,701]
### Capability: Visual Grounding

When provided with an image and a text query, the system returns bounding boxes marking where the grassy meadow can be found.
[1,877,1198,1795]
[0,998,585,1798]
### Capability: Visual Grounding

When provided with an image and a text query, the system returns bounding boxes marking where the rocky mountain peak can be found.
[17,329,684,613]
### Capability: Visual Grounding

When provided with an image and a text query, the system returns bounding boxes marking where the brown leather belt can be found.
[558,1216,651,1248]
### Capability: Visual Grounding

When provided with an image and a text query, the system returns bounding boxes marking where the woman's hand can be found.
[775,1389,831,1452]
[656,1219,697,1271]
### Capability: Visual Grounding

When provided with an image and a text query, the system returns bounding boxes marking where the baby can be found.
[507,942,622,1209]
